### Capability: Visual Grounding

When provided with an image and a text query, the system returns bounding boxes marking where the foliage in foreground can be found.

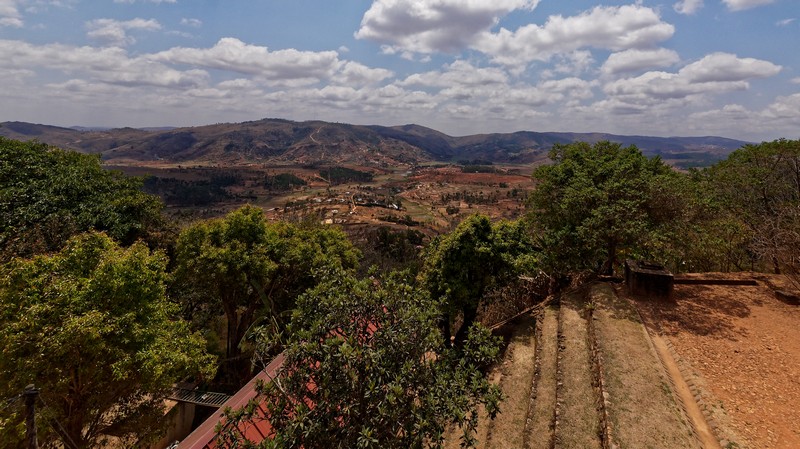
[0,232,216,449]
[0,137,166,261]
[217,269,503,449]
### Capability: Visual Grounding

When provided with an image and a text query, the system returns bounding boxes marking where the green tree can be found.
[0,138,167,260]
[528,141,672,275]
[217,269,503,449]
[421,215,535,345]
[706,139,800,274]
[0,232,215,449]
[173,205,360,387]
[644,168,749,273]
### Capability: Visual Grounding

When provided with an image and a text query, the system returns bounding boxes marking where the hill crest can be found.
[0,119,750,168]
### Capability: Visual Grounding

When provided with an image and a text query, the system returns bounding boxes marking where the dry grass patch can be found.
[525,306,559,449]
[484,313,537,448]
[557,290,602,449]
[590,283,698,449]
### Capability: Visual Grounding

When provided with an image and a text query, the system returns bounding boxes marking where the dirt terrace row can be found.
[447,283,703,449]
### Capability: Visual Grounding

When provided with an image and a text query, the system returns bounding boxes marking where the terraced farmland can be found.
[446,282,715,449]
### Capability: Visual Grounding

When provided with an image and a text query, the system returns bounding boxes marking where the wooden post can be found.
[24,384,39,449]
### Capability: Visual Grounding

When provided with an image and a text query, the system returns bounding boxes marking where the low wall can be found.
[625,260,674,299]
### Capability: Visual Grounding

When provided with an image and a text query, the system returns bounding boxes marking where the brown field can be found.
[443,275,800,449]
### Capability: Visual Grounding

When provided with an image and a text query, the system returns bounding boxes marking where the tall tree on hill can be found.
[173,205,360,388]
[0,232,215,449]
[0,137,166,260]
[421,215,535,346]
[527,141,675,275]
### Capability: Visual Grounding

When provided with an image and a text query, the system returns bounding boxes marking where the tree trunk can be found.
[454,305,478,348]
[601,238,617,276]
[439,315,452,347]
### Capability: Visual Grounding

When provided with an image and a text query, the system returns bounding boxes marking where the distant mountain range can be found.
[0,119,750,167]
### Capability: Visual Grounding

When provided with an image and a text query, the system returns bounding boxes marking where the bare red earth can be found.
[636,274,800,449]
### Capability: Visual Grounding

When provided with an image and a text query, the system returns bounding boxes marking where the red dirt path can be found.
[635,274,800,449]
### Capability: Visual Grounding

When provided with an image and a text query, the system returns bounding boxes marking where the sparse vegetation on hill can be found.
[0,119,749,168]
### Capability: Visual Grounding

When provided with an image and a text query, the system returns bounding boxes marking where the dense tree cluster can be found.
[527,139,800,277]
[440,189,503,206]
[173,205,361,388]
[319,166,374,184]
[0,138,165,260]
[0,233,215,448]
[422,215,536,345]
[263,172,307,191]
[706,139,800,276]
[143,175,236,207]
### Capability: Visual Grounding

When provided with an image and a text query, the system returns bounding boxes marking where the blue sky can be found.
[0,0,797,141]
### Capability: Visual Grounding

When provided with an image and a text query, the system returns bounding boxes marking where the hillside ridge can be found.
[0,119,750,167]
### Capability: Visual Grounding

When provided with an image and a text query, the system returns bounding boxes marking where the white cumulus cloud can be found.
[722,0,775,11]
[674,0,703,15]
[0,0,23,27]
[474,5,675,68]
[332,61,394,85]
[603,53,780,107]
[601,48,680,76]
[355,0,540,54]
[399,60,508,88]
[0,39,208,88]
[679,52,781,83]
[86,18,161,47]
[150,37,342,84]
[180,17,202,27]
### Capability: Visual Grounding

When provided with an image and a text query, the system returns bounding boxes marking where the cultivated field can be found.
[109,162,536,235]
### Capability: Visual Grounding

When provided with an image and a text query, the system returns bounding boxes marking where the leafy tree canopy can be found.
[421,214,536,345]
[527,141,674,275]
[0,232,215,449]
[706,138,800,274]
[218,268,502,449]
[173,205,360,387]
[0,137,165,260]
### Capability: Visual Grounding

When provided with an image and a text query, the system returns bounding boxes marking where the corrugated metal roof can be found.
[168,388,231,408]
[176,353,285,449]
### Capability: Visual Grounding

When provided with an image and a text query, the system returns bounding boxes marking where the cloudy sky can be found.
[0,0,797,140]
